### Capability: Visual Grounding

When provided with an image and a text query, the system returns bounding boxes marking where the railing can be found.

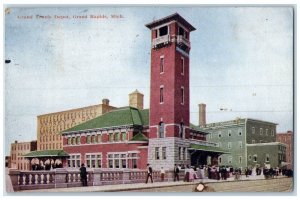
[9,169,186,191]
[176,35,190,48]
[152,35,170,48]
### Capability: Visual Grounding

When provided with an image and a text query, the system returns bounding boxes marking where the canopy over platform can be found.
[189,144,230,154]
[24,150,69,158]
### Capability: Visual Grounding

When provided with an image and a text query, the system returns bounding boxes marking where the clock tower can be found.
[145,13,196,170]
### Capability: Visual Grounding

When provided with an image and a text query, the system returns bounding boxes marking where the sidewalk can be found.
[19,174,274,193]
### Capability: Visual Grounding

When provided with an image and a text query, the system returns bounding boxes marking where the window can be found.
[178,26,185,37]
[162,147,167,160]
[128,153,138,169]
[159,122,165,138]
[253,155,257,162]
[181,57,184,75]
[271,130,274,136]
[252,127,255,134]
[179,122,184,138]
[121,132,127,141]
[121,154,127,168]
[179,147,182,160]
[114,154,120,168]
[155,147,160,160]
[160,86,164,103]
[248,155,252,160]
[219,142,222,148]
[160,56,164,73]
[252,140,255,144]
[159,25,168,36]
[239,156,242,164]
[68,138,71,145]
[238,129,242,136]
[219,157,222,163]
[228,156,232,164]
[218,133,222,138]
[239,141,243,149]
[86,135,91,144]
[265,154,270,162]
[181,87,184,104]
[228,142,232,149]
[183,147,186,160]
[260,128,263,135]
[86,155,91,167]
[115,132,120,142]
[97,134,102,143]
[108,154,113,168]
[92,135,96,143]
[266,129,268,136]
[228,130,232,137]
[109,133,114,142]
[72,137,76,145]
[68,154,81,168]
[76,136,81,145]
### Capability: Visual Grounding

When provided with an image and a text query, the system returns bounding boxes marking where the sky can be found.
[4,6,294,155]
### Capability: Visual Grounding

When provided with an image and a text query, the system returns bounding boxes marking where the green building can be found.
[202,118,286,170]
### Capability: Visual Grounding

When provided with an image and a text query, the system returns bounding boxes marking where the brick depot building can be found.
[59,13,227,171]
[24,13,227,171]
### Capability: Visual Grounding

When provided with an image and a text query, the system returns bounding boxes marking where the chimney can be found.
[129,89,144,110]
[198,103,206,127]
[102,98,110,106]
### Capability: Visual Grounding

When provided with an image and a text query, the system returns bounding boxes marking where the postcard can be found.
[4,5,294,194]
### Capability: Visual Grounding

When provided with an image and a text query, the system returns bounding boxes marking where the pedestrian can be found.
[145,163,153,183]
[184,165,190,182]
[79,163,88,186]
[160,167,165,182]
[174,164,180,181]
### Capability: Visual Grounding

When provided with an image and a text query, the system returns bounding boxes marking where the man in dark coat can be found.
[145,163,153,183]
[174,164,180,181]
[80,163,88,186]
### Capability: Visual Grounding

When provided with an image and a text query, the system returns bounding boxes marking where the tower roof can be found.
[129,89,144,95]
[145,13,196,31]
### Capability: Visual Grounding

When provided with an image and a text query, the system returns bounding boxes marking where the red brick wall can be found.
[64,142,148,169]
[149,22,190,139]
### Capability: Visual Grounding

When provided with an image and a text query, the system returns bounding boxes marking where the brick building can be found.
[10,140,37,170]
[37,99,116,151]
[277,131,293,169]
[59,13,227,171]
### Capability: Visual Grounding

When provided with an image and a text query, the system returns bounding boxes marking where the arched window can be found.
[159,122,165,138]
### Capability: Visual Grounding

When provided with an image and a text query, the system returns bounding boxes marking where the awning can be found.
[23,150,69,158]
[189,144,230,154]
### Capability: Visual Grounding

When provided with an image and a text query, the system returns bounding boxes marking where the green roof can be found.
[190,144,230,154]
[23,150,69,158]
[62,107,149,134]
[130,133,149,141]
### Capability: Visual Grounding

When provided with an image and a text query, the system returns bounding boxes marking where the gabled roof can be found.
[62,107,149,134]
[23,150,69,158]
